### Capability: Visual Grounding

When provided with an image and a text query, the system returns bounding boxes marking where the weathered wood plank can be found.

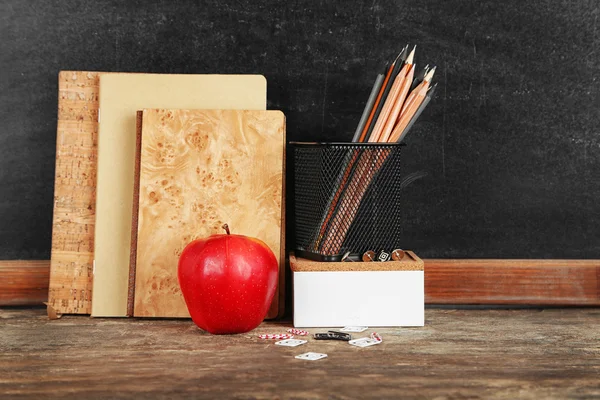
[0,261,49,306]
[425,259,600,305]
[0,308,598,399]
[4,259,600,307]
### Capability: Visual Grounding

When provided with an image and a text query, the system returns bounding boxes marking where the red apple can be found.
[177,224,278,334]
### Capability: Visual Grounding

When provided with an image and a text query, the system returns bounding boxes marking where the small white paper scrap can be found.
[348,337,382,348]
[295,352,328,361]
[275,339,307,347]
[340,326,369,333]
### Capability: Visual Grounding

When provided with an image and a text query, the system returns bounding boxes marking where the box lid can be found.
[290,251,424,272]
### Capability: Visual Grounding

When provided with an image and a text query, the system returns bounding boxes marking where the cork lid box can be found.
[290,252,425,328]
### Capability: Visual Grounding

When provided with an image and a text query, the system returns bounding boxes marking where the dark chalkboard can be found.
[1,0,599,259]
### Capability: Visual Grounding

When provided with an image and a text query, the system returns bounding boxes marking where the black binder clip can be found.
[376,249,391,262]
[314,331,352,341]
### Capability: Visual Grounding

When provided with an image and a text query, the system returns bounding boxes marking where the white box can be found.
[290,253,424,328]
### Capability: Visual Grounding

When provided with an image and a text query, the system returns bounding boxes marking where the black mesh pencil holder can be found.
[291,142,406,262]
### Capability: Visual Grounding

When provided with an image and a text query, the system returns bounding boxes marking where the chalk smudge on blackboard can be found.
[321,66,329,135]
[400,171,428,191]
[443,61,448,178]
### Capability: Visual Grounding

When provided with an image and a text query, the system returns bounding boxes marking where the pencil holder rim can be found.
[289,141,407,148]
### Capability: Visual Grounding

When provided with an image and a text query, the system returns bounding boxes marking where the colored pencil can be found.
[389,83,429,142]
[399,67,435,120]
[316,50,406,247]
[368,47,415,142]
[363,46,412,142]
[411,64,429,91]
[352,74,384,142]
[396,83,437,142]
[311,45,436,256]
[357,56,398,142]
[377,57,416,142]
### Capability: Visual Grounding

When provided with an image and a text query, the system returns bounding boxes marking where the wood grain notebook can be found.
[92,74,267,317]
[132,109,285,318]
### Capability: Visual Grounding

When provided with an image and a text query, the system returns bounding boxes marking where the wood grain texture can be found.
[425,259,600,305]
[0,261,50,306]
[2,308,599,399]
[134,109,285,318]
[48,71,101,315]
[6,258,600,307]
[126,111,144,317]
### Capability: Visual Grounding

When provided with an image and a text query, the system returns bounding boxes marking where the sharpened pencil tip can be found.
[424,66,436,82]
[405,46,416,65]
[397,45,409,63]
[396,44,409,61]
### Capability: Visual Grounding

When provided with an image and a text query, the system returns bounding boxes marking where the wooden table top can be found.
[1,307,599,399]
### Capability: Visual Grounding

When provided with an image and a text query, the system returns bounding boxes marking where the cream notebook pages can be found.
[92,74,267,317]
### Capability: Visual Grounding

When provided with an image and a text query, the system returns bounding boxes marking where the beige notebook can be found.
[133,109,285,318]
[92,74,267,317]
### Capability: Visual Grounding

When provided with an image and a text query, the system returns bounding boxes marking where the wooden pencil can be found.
[400,66,435,119]
[321,47,420,252]
[411,64,429,91]
[314,45,437,256]
[377,59,416,142]
[367,70,406,142]
[352,74,384,142]
[319,148,391,254]
[314,147,363,250]
[316,53,403,247]
[368,47,415,143]
[359,47,407,142]
[396,83,437,142]
[389,83,429,142]
[357,54,400,142]
[316,49,407,249]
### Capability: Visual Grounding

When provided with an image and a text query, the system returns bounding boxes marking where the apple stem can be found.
[222,224,230,235]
